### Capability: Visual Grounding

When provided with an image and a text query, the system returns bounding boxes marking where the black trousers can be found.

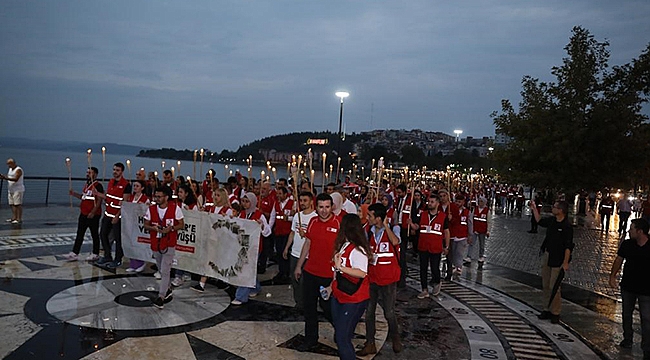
[258,234,274,270]
[100,216,122,261]
[302,270,333,345]
[274,234,290,277]
[530,216,539,232]
[419,251,441,290]
[73,213,100,255]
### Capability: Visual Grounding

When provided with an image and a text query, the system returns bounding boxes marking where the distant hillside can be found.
[138,131,370,162]
[0,137,148,155]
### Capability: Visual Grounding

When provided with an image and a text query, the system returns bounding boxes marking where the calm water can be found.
[0,147,327,205]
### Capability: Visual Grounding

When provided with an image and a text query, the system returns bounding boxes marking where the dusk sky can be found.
[1,1,649,152]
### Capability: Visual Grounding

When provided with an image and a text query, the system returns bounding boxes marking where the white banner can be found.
[121,202,260,287]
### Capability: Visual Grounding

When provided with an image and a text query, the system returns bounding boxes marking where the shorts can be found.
[8,191,24,206]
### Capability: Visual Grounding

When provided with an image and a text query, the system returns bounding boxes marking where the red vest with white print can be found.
[368,227,400,286]
[450,207,470,239]
[473,206,489,234]
[273,198,294,236]
[104,177,128,218]
[80,180,101,216]
[418,210,446,254]
[148,203,179,252]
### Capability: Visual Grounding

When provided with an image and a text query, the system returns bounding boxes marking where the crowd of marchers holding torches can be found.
[64,146,502,212]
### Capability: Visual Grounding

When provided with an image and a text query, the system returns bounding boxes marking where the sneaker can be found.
[296,341,319,352]
[11,220,20,224]
[249,292,259,298]
[105,261,122,269]
[164,288,173,300]
[126,267,137,272]
[134,263,146,273]
[230,299,244,305]
[355,342,377,356]
[432,283,441,296]
[152,297,164,309]
[618,339,633,349]
[96,257,112,265]
[463,257,471,263]
[5,218,14,222]
[191,284,205,293]
[417,290,430,299]
[154,271,162,280]
[85,254,100,261]
[537,311,552,320]
[64,252,79,262]
[478,256,485,263]
[171,277,184,287]
[182,273,192,281]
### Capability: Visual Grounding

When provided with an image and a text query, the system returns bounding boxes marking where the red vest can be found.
[419,210,446,254]
[259,195,275,221]
[386,207,395,226]
[331,243,370,304]
[368,226,400,286]
[80,180,101,216]
[274,199,294,236]
[203,191,215,213]
[131,193,149,204]
[473,206,489,234]
[450,207,470,239]
[148,203,179,252]
[396,195,412,229]
[240,209,264,253]
[213,205,229,215]
[104,177,128,218]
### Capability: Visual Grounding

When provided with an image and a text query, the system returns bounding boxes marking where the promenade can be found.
[0,205,644,359]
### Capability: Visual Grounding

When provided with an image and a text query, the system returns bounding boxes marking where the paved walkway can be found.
[0,205,645,359]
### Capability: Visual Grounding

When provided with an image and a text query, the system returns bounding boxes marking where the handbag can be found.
[336,271,363,295]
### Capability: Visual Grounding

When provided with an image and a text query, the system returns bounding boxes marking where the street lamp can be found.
[453,129,463,142]
[335,91,349,181]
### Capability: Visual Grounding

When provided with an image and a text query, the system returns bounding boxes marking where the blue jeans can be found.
[331,297,368,360]
[621,289,650,353]
[235,279,261,303]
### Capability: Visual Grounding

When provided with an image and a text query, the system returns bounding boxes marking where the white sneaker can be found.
[432,283,441,296]
[171,277,184,287]
[417,290,430,299]
[455,267,463,276]
[249,292,259,298]
[154,271,162,280]
[478,256,485,263]
[135,264,146,273]
[64,252,78,262]
[11,220,20,224]
[182,273,192,281]
[85,254,100,261]
[230,299,243,305]
[126,267,137,273]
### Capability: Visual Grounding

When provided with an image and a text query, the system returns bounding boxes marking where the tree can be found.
[400,145,425,166]
[492,26,650,192]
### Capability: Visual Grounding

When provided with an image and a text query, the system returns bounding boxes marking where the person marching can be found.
[125,180,150,273]
[143,186,185,309]
[357,203,403,356]
[449,194,473,276]
[283,191,316,311]
[232,192,272,305]
[272,186,294,284]
[327,214,372,360]
[600,193,615,232]
[294,193,341,352]
[416,193,450,298]
[96,162,129,268]
[65,166,104,262]
[469,196,490,265]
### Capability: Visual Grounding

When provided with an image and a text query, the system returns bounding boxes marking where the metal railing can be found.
[0,177,89,207]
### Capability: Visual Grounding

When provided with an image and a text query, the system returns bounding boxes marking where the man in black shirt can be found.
[530,200,573,324]
[609,218,650,359]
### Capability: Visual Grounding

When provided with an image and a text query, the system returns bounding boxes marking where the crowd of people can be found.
[4,156,645,359]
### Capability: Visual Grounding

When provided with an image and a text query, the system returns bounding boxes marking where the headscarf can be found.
[243,192,258,217]
[382,193,394,208]
[331,192,344,215]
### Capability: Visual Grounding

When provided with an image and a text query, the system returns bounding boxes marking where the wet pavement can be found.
[0,205,645,359]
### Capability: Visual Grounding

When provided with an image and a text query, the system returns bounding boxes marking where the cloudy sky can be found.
[1,0,649,151]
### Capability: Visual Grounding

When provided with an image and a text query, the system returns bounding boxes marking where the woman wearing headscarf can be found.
[331,192,347,218]
[126,180,150,273]
[381,194,396,226]
[231,192,271,305]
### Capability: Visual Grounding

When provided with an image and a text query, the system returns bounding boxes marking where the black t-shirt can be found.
[538,216,574,267]
[618,239,650,295]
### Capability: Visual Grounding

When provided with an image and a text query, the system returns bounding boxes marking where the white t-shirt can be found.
[290,210,317,258]
[7,166,24,193]
[337,241,368,273]
[342,199,358,215]
[144,204,184,222]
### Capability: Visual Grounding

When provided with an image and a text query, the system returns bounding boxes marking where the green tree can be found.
[492,26,650,192]
[400,145,425,166]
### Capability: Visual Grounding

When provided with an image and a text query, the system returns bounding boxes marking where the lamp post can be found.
[488,146,494,175]
[453,129,463,143]
[335,91,350,173]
